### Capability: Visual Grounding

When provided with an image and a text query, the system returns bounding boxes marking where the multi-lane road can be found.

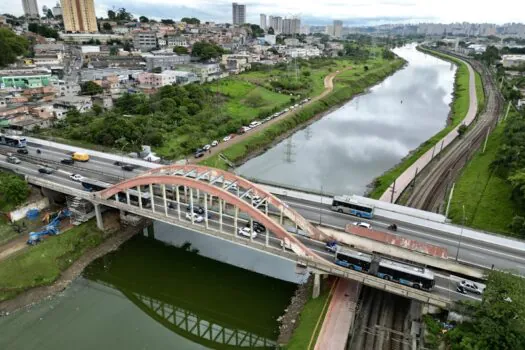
[0,141,496,302]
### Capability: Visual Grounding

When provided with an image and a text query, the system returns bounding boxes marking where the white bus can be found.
[331,195,374,219]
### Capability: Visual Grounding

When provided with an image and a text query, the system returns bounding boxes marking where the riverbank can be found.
[368,47,478,199]
[0,214,147,313]
[201,58,405,170]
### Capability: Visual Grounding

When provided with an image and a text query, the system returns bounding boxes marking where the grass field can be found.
[0,221,104,301]
[202,59,405,170]
[448,112,524,234]
[475,71,485,114]
[284,280,335,350]
[368,47,472,199]
[0,217,17,245]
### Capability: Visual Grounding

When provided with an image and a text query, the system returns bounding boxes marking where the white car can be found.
[457,280,483,295]
[70,174,84,182]
[238,227,257,239]
[249,121,261,128]
[185,212,204,223]
[353,222,371,229]
[211,140,219,147]
[202,144,211,151]
[223,135,232,142]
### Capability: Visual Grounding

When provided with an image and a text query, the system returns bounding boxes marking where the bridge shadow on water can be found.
[83,234,296,349]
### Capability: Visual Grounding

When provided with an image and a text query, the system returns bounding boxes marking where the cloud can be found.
[3,0,524,25]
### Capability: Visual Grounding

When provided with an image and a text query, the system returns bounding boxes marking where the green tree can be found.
[481,45,500,65]
[446,271,525,349]
[457,124,468,137]
[139,16,149,23]
[116,8,133,21]
[102,22,112,31]
[0,29,28,67]
[161,19,174,25]
[0,173,30,206]
[28,23,59,39]
[244,93,265,107]
[46,9,54,18]
[81,81,103,95]
[191,41,224,61]
[181,17,200,25]
[92,104,103,116]
[267,27,275,35]
[173,46,188,55]
[108,10,116,20]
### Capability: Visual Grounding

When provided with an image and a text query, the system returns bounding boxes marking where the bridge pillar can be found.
[95,204,104,231]
[313,273,321,299]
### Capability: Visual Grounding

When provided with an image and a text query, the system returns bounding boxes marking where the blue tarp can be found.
[26,208,40,220]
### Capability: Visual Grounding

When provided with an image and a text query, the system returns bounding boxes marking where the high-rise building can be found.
[333,20,343,38]
[260,14,267,30]
[61,0,98,33]
[282,17,301,35]
[52,2,62,17]
[22,0,39,18]
[232,2,246,25]
[269,16,283,33]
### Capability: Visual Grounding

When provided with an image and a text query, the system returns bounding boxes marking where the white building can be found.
[22,0,39,18]
[284,47,321,58]
[502,55,525,68]
[264,34,276,45]
[260,14,267,30]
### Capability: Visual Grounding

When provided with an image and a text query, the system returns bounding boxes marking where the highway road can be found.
[0,147,484,303]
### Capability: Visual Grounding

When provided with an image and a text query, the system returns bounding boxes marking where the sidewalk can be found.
[315,279,360,350]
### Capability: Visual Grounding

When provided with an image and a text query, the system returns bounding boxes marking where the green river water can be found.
[0,232,297,349]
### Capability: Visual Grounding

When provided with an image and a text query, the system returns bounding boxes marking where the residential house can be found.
[53,96,92,113]
[133,31,157,52]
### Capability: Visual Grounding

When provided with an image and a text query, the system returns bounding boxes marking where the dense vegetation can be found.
[0,28,28,67]
[489,108,525,237]
[191,41,225,61]
[443,271,525,349]
[27,23,59,39]
[0,172,30,212]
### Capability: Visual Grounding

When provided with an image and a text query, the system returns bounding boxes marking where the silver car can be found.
[457,280,482,295]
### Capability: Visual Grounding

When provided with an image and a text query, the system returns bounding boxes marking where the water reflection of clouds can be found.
[238,46,456,195]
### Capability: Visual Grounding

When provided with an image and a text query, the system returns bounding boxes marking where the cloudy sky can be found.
[5,0,524,25]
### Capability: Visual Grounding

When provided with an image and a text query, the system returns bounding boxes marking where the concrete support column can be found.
[265,229,269,247]
[176,186,181,220]
[190,188,194,224]
[313,273,321,299]
[126,190,130,206]
[250,218,254,242]
[280,208,284,225]
[138,186,143,209]
[204,193,209,229]
[95,204,104,231]
[209,194,213,207]
[115,192,120,203]
[197,189,200,203]
[184,186,188,201]
[149,184,155,212]
[234,206,238,235]
[162,184,168,216]
[219,199,223,233]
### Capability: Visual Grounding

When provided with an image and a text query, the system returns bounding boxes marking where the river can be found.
[237,44,457,195]
[0,224,299,350]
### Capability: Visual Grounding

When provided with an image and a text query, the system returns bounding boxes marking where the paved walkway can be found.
[315,278,360,350]
[379,55,478,203]
[193,67,352,164]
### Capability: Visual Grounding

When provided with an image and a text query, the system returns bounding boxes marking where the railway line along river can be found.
[237,44,457,196]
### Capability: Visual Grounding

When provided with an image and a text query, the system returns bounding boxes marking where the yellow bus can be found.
[71,152,90,162]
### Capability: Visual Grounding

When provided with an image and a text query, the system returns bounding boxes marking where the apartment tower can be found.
[61,0,98,33]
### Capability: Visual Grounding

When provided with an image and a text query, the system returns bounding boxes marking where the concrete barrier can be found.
[8,197,50,222]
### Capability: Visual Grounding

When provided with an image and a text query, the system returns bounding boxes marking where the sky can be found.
[5,0,525,26]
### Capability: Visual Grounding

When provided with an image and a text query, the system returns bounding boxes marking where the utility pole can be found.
[455,204,466,261]
[390,180,396,204]
[445,182,455,218]
[482,127,491,153]
[283,137,296,163]
[503,102,511,122]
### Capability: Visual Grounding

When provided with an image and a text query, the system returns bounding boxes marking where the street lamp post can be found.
[319,185,323,225]
[455,204,466,261]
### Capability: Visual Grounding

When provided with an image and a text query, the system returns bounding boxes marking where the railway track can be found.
[349,288,416,350]
[406,54,504,211]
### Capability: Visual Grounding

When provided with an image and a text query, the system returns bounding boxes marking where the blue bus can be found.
[331,195,374,219]
[0,134,27,148]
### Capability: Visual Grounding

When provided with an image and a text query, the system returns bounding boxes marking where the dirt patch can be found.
[0,215,150,315]
[277,275,313,345]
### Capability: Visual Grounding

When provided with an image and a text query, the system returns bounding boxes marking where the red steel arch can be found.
[98,175,320,259]
[142,164,330,241]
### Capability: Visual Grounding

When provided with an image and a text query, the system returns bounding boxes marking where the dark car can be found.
[38,167,54,174]
[194,149,205,158]
[17,148,29,154]
[121,164,134,171]
[61,158,74,165]
[186,205,204,214]
[246,221,266,233]
[114,161,123,166]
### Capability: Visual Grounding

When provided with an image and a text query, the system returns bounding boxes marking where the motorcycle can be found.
[387,224,397,231]
[36,149,41,154]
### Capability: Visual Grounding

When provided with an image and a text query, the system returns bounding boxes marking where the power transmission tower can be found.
[283,137,296,163]
[304,126,312,140]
